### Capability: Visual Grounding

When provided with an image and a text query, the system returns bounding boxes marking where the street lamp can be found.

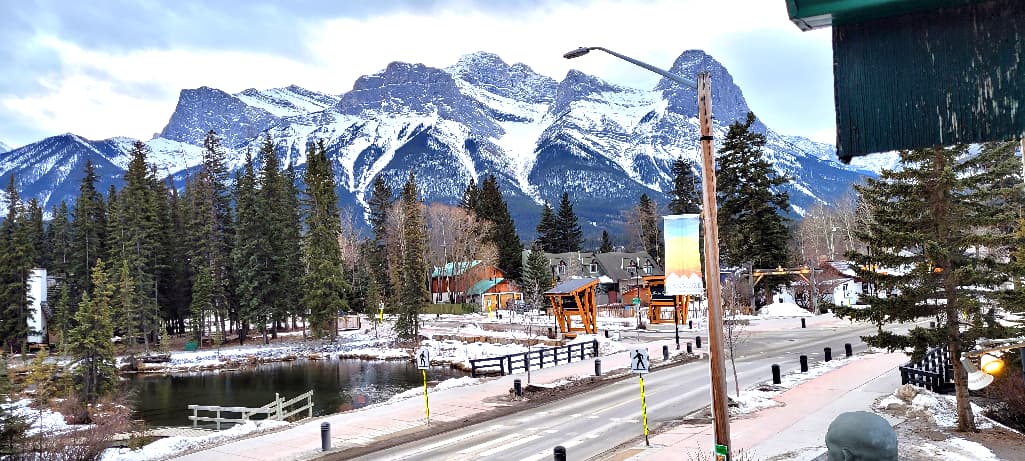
[564,46,732,457]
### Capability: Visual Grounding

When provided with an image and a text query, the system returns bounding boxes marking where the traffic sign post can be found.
[631,348,650,446]
[417,348,430,425]
[715,443,728,461]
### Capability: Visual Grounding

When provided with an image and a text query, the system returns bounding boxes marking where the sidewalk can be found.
[170,336,688,461]
[623,351,908,461]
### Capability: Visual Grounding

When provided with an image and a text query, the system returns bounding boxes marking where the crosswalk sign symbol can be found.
[630,348,650,374]
[416,348,430,370]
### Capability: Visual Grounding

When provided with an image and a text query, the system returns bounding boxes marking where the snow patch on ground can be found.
[2,398,92,436]
[100,420,288,461]
[759,302,813,318]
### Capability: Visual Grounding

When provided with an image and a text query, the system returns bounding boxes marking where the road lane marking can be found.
[477,434,543,457]
[456,433,521,454]
[381,425,504,460]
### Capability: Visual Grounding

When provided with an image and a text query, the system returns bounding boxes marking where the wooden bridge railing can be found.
[469,340,599,378]
[188,390,314,430]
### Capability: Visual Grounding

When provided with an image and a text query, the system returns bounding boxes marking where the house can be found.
[817,261,865,307]
[430,260,515,307]
[522,250,662,305]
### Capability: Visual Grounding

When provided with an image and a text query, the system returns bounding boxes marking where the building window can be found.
[557,260,567,275]
[590,263,598,273]
[643,259,653,275]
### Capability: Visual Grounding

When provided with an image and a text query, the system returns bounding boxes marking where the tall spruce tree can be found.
[0,177,33,354]
[716,112,790,300]
[233,150,269,344]
[367,176,394,309]
[521,241,553,310]
[475,175,522,280]
[256,137,292,337]
[554,192,583,253]
[162,182,192,335]
[280,162,304,330]
[668,156,702,214]
[393,172,429,341]
[68,259,116,404]
[535,202,558,251]
[70,160,108,311]
[840,142,1024,432]
[301,140,348,338]
[599,230,613,253]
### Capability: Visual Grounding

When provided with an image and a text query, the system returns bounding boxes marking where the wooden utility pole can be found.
[697,71,732,456]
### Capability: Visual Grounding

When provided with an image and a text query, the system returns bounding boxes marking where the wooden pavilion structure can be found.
[642,275,690,325]
[544,278,599,339]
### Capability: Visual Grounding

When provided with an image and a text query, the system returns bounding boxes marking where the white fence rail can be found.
[188,390,314,430]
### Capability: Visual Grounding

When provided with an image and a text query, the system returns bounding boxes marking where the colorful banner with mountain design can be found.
[663,214,703,295]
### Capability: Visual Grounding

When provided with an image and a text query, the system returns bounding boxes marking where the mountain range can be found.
[0,49,881,239]
[0,141,9,154]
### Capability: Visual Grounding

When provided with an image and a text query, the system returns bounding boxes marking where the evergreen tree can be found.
[839,142,1024,432]
[301,140,348,338]
[554,192,583,253]
[636,193,663,265]
[162,182,192,335]
[69,160,108,310]
[599,230,614,253]
[535,202,557,252]
[393,172,429,341]
[280,162,304,330]
[186,130,235,339]
[68,259,116,404]
[475,175,522,280]
[367,176,394,309]
[460,178,479,212]
[256,136,292,338]
[668,156,702,214]
[716,112,790,300]
[0,176,33,353]
[233,150,270,344]
[521,241,553,310]
[0,354,27,457]
[25,199,45,267]
[47,201,73,278]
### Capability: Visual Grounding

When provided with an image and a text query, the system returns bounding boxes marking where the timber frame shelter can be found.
[643,275,690,325]
[544,278,599,339]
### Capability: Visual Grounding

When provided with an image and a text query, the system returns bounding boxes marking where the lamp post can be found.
[564,46,732,456]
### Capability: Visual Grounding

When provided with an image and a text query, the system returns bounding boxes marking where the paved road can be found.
[345,319,889,461]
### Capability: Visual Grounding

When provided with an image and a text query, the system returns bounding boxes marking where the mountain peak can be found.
[448,52,557,104]
[657,49,760,130]
[159,86,279,148]
[0,140,10,153]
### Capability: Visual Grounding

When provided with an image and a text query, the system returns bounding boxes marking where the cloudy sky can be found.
[0,0,834,149]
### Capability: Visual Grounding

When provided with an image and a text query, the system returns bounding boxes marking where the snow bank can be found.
[759,302,812,318]
[100,420,288,461]
[2,398,92,436]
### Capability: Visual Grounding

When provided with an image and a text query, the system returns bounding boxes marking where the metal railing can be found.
[188,390,314,430]
[469,340,599,378]
[899,345,954,393]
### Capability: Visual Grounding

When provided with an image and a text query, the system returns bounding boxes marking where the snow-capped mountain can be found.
[0,49,873,238]
[0,140,10,154]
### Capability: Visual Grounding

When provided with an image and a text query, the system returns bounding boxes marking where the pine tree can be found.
[840,142,1024,432]
[535,202,557,252]
[716,112,790,300]
[460,178,479,212]
[25,199,44,267]
[668,156,702,214]
[162,182,192,335]
[233,150,270,344]
[301,140,348,338]
[280,162,304,330]
[599,230,614,253]
[0,176,33,354]
[521,241,553,310]
[475,175,522,280]
[367,176,394,310]
[256,136,291,338]
[70,160,108,311]
[554,192,583,253]
[68,259,116,404]
[393,172,429,341]
[636,193,663,265]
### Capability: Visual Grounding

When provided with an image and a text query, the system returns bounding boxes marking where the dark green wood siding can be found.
[833,0,1025,161]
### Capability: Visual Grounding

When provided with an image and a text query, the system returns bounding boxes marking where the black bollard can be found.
[801,318,806,328]
[825,347,832,362]
[663,345,669,361]
[687,342,692,354]
[554,445,567,461]
[696,336,702,349]
[772,364,781,384]
[689,320,694,330]
[321,422,330,451]
[930,321,936,329]
[800,355,808,372]
[594,358,601,376]
[605,330,609,338]
[845,343,853,358]
[514,378,522,397]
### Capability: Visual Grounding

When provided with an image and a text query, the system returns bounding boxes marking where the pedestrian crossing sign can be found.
[416,348,430,370]
[630,348,649,374]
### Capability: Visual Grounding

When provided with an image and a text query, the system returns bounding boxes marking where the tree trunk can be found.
[948,314,977,432]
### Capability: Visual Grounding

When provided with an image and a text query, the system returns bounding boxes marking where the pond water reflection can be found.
[127,359,467,427]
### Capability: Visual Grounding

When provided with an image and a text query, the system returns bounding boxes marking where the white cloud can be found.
[0,0,833,146]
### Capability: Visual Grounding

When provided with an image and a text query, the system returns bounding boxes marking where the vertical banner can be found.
[663,214,704,296]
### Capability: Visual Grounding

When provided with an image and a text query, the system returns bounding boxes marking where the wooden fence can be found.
[899,345,954,393]
[188,390,314,430]
[469,340,599,378]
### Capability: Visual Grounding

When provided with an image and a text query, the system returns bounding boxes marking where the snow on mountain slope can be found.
[0,140,10,153]
[236,85,339,118]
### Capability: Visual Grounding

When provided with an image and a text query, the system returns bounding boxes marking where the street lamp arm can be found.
[563,46,697,89]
